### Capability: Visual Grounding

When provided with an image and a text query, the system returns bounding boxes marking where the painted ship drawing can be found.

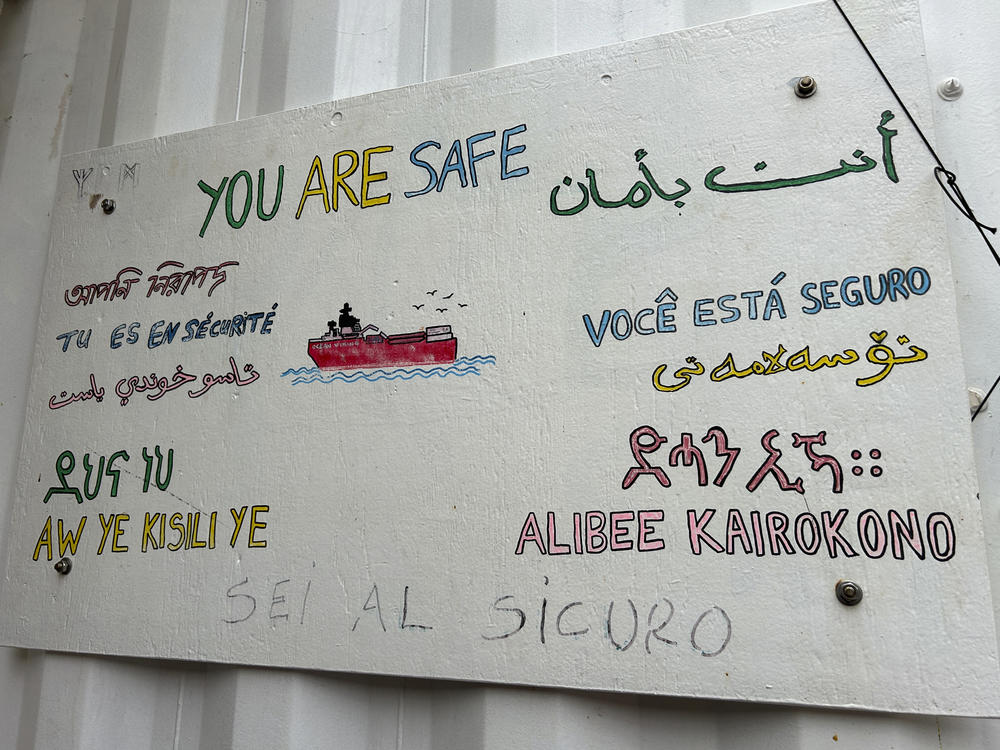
[307,303,458,371]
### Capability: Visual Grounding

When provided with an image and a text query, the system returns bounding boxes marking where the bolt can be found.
[835,579,863,606]
[54,557,72,575]
[795,75,817,98]
[937,77,963,101]
[101,198,115,215]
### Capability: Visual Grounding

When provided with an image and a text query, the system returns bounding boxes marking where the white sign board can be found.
[2,2,998,716]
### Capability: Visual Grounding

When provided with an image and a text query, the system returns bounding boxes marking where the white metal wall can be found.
[2,0,998,747]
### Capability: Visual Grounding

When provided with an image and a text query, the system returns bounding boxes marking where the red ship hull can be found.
[308,334,458,370]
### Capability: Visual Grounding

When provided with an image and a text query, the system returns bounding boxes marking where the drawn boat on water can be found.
[307,303,457,371]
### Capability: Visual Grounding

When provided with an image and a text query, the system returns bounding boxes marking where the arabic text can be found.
[47,358,261,410]
[551,110,899,217]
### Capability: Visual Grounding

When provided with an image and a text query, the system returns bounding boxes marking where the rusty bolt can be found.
[795,76,817,98]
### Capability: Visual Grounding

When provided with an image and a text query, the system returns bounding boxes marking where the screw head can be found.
[835,579,863,606]
[795,75,817,98]
[101,198,116,214]
[54,557,72,575]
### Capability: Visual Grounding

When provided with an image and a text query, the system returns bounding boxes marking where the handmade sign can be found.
[2,1,998,716]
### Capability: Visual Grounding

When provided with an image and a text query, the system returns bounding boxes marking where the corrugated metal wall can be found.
[2,0,998,746]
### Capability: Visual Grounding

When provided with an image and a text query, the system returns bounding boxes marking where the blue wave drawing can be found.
[281,355,496,385]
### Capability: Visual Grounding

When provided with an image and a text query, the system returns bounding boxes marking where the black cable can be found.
[831,0,999,420]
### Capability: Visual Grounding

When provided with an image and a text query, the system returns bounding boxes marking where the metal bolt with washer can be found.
[795,75,817,98]
[835,580,863,606]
